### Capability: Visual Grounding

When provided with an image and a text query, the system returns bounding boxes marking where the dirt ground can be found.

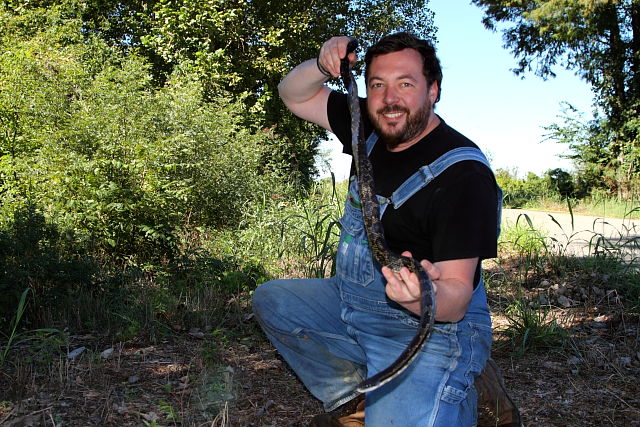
[1,279,639,427]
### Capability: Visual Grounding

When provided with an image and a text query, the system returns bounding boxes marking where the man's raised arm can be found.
[278,36,356,131]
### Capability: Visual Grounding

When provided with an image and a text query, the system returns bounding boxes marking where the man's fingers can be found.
[319,36,355,77]
[420,259,441,280]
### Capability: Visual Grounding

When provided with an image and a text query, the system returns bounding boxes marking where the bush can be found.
[0,203,97,332]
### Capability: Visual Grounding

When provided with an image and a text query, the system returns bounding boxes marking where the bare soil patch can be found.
[1,285,639,426]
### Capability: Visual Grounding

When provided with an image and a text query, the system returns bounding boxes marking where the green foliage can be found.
[545,104,640,199]
[0,4,293,264]
[0,288,64,367]
[495,168,557,208]
[285,180,343,278]
[0,203,98,329]
[77,0,437,187]
[499,213,549,283]
[210,178,346,279]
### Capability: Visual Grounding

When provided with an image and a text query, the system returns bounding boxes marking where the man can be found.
[252,33,521,426]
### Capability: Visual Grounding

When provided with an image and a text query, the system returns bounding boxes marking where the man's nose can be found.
[383,86,400,104]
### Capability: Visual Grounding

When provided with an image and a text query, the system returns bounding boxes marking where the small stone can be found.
[539,293,549,305]
[557,295,573,308]
[618,357,632,367]
[100,348,114,359]
[142,412,158,422]
[67,346,86,359]
[567,356,584,364]
[128,375,139,384]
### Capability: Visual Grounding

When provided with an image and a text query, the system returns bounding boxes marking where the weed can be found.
[159,399,180,421]
[287,200,341,278]
[497,295,566,356]
[0,288,63,367]
[498,214,549,284]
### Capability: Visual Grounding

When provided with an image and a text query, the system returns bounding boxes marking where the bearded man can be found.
[252,32,522,427]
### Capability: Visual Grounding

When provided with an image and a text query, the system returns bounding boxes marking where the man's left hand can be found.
[381,251,440,316]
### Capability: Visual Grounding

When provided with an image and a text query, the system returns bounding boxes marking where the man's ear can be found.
[428,81,439,105]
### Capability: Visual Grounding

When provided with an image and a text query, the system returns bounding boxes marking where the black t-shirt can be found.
[327,91,498,276]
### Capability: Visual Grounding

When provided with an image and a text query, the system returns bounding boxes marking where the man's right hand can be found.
[277,36,356,131]
[317,36,358,78]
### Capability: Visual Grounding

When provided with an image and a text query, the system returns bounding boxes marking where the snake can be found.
[339,38,437,395]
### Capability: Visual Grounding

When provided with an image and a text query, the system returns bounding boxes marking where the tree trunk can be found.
[630,2,640,113]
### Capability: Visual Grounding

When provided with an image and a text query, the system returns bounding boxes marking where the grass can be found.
[1,182,639,422]
[0,288,64,368]
[520,196,640,220]
[495,294,567,356]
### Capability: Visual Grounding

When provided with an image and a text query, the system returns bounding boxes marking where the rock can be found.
[552,283,568,296]
[141,412,158,422]
[618,357,632,367]
[100,347,114,359]
[539,293,549,305]
[189,330,206,339]
[67,346,86,359]
[557,295,573,307]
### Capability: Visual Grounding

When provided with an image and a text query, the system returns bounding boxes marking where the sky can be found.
[317,0,595,181]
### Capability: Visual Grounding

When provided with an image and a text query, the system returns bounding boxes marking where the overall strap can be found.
[362,132,500,236]
[365,132,379,156]
[390,146,491,209]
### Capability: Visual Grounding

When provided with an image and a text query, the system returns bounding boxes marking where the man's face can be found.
[366,48,439,151]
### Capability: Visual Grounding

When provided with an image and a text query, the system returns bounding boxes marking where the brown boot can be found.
[310,395,365,427]
[476,358,523,427]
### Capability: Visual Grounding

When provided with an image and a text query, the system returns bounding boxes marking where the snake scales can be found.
[340,38,437,394]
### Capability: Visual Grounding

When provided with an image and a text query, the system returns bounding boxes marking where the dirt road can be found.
[501,209,640,264]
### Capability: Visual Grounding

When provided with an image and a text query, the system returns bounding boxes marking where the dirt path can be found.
[502,208,640,263]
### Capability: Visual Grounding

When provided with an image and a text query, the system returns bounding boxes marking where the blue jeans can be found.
[252,177,492,426]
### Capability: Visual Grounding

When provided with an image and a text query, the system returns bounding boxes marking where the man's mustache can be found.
[377,105,410,115]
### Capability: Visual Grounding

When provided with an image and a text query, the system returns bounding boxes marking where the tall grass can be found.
[519,196,640,220]
[209,177,347,279]
[496,295,566,356]
[1,288,63,367]
[493,199,640,355]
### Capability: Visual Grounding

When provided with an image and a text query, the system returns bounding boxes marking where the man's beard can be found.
[369,102,431,150]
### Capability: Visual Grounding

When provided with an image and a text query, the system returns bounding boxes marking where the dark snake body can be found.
[340,39,437,394]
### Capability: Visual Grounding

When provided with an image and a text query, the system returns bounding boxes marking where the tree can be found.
[79,0,437,187]
[0,2,295,263]
[472,0,640,198]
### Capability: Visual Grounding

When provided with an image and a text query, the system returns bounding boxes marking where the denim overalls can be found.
[253,132,500,426]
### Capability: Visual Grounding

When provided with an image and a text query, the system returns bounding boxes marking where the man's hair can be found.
[364,32,442,103]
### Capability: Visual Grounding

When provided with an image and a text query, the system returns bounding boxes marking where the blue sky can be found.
[318,0,595,181]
